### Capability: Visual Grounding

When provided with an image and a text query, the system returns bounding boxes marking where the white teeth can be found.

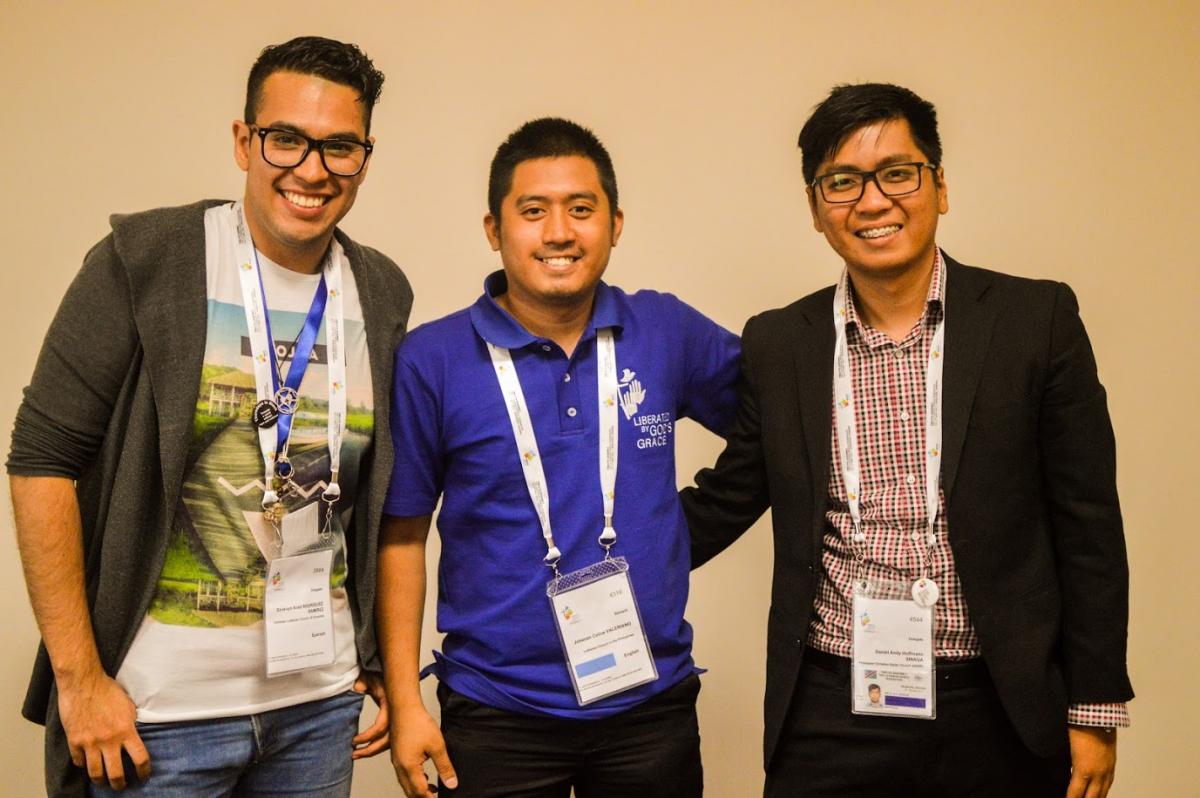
[540,257,577,266]
[858,225,900,239]
[283,191,326,208]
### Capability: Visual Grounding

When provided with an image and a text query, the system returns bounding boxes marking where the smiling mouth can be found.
[281,190,330,209]
[537,255,581,267]
[856,224,901,239]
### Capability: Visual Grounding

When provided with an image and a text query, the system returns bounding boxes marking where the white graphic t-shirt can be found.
[117,204,372,722]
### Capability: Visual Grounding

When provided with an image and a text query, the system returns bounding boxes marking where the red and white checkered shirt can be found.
[806,252,1128,728]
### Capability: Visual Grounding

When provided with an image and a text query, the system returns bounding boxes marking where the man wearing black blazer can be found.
[683,84,1132,798]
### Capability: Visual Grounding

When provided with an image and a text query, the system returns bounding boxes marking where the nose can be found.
[291,146,331,183]
[854,176,893,213]
[542,207,574,245]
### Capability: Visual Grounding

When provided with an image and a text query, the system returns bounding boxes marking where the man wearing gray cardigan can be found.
[8,37,412,797]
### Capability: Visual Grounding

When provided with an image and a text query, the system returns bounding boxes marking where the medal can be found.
[911,578,940,608]
[252,399,280,429]
[274,386,300,415]
[275,457,294,479]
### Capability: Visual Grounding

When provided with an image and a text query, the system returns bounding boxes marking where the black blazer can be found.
[683,254,1132,768]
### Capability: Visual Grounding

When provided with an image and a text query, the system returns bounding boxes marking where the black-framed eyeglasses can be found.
[250,125,373,177]
[811,162,937,204]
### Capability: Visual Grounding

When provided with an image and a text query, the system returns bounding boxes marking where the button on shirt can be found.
[809,253,1128,728]
[384,273,739,719]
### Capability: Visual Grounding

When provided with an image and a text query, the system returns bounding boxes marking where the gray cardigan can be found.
[7,200,413,797]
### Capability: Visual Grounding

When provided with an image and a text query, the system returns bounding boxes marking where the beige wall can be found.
[2,1,1195,795]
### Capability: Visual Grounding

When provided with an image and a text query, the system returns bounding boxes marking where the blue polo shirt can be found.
[384,272,739,719]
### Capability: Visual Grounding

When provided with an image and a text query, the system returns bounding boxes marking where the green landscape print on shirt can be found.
[147,299,373,628]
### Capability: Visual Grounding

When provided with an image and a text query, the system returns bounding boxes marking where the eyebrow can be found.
[514,191,600,205]
[263,121,365,141]
[822,154,924,173]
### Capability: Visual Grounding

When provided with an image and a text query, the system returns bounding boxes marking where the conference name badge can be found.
[547,557,658,706]
[264,545,335,677]
[850,579,936,719]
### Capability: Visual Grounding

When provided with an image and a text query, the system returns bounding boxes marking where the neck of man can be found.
[846,253,937,343]
[496,288,595,357]
[242,201,330,275]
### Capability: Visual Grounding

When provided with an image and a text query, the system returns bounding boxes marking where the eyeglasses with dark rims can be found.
[250,125,373,177]
[811,161,937,204]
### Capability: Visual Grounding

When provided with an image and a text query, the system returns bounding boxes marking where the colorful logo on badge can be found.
[523,450,536,463]
[859,611,871,627]
[332,380,343,392]
[561,606,574,620]
[256,352,268,364]
[839,395,850,408]
[604,396,615,407]
[329,288,340,298]
[932,348,941,359]
[241,261,253,271]
[847,490,857,501]
[271,570,282,587]
[930,446,940,457]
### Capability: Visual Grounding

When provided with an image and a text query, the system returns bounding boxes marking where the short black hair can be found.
[245,36,385,133]
[798,83,941,185]
[488,118,619,221]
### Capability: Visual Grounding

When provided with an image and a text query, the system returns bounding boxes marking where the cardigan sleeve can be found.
[7,233,140,479]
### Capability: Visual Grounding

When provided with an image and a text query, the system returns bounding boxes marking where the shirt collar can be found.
[845,248,946,339]
[468,270,624,349]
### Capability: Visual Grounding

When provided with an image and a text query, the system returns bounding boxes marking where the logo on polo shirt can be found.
[617,369,646,420]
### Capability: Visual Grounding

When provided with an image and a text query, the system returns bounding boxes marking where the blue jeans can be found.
[88,690,364,798]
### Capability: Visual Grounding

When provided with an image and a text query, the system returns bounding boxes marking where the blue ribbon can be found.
[253,251,328,469]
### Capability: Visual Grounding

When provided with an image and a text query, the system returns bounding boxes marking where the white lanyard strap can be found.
[323,258,346,500]
[488,328,620,569]
[832,261,945,578]
[232,203,347,507]
[597,329,619,548]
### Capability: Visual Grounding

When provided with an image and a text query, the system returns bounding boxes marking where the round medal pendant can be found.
[275,457,294,479]
[274,386,300,415]
[252,399,280,429]
[911,578,940,608]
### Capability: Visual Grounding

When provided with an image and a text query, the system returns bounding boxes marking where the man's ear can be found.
[484,213,501,251]
[610,208,624,246]
[233,120,251,172]
[808,187,824,233]
[354,134,376,185]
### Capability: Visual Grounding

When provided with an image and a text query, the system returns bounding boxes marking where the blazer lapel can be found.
[792,291,836,559]
[114,202,211,516]
[940,256,998,502]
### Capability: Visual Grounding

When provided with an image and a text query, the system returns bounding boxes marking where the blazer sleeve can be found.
[1040,282,1133,703]
[681,313,772,568]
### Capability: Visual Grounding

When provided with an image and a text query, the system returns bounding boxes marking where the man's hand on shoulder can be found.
[58,670,149,790]
[1066,725,1117,798]
[390,702,457,798]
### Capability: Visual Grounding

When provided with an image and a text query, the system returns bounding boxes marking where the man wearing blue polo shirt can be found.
[377,118,739,798]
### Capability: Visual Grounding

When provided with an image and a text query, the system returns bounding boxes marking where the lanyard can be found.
[487,328,620,572]
[232,204,347,509]
[832,260,945,581]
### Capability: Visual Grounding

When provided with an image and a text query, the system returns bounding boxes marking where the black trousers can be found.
[765,654,1071,798]
[437,674,703,798]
